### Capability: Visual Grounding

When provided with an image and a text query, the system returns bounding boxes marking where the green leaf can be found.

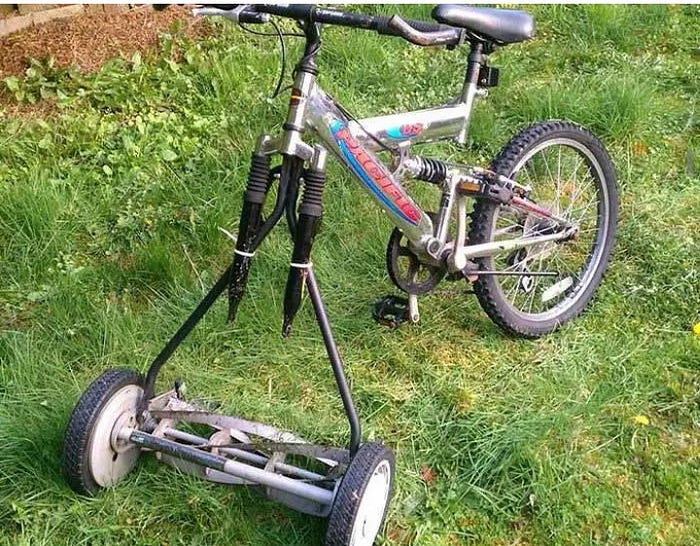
[102,165,113,176]
[161,149,178,162]
[5,76,20,92]
[39,86,56,100]
[131,51,142,72]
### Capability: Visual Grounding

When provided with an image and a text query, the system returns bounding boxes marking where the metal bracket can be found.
[390,140,412,179]
[262,134,315,161]
[408,294,420,323]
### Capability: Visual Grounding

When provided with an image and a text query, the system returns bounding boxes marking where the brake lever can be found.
[192,5,269,24]
[388,16,463,47]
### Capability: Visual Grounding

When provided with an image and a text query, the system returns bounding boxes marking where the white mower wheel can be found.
[62,368,144,496]
[325,442,395,546]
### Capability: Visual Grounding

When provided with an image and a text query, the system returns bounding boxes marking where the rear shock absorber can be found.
[411,156,449,184]
[282,165,326,337]
[227,150,272,323]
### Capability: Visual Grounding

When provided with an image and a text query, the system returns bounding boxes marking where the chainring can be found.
[386,213,446,295]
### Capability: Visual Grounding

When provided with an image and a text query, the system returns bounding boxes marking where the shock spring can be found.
[412,156,448,184]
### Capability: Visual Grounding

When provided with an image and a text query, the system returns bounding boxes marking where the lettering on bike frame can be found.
[382,123,425,141]
[329,118,422,226]
[302,80,480,246]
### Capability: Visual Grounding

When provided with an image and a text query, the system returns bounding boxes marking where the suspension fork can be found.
[138,144,280,417]
[227,138,274,323]
[282,148,327,337]
[137,151,300,417]
[137,148,361,454]
[282,147,361,455]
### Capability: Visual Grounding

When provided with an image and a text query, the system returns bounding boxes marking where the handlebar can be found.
[192,5,269,25]
[193,4,464,47]
[385,16,462,47]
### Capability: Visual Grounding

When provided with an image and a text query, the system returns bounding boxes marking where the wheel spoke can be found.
[473,126,616,333]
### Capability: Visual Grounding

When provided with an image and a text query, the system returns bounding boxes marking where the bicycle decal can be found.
[383,123,425,140]
[330,118,422,225]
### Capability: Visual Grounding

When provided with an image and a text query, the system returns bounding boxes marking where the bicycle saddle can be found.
[432,5,535,45]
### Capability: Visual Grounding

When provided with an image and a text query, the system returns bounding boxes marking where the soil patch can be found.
[0,6,207,79]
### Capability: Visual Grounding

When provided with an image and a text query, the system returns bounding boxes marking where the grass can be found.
[1,4,699,545]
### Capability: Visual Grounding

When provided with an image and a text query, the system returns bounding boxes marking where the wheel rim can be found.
[489,137,611,321]
[349,459,392,546]
[88,384,142,488]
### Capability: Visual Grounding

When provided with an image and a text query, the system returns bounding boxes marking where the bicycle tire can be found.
[468,120,619,338]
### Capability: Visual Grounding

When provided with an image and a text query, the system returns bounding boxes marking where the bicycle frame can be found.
[260,68,478,249]
[132,8,585,488]
[259,44,574,271]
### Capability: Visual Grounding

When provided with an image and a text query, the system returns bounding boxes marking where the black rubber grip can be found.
[202,4,238,9]
[375,15,450,36]
[238,11,267,24]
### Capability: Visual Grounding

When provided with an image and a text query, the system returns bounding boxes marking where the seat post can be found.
[455,42,485,144]
[460,41,485,100]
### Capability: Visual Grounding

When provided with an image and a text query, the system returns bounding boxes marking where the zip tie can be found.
[219,227,256,258]
[218,227,237,243]
[290,262,313,269]
[235,248,256,258]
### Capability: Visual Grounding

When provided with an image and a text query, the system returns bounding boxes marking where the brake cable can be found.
[238,19,304,99]
[241,11,398,154]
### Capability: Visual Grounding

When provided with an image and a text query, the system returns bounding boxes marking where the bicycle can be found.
[62,5,619,546]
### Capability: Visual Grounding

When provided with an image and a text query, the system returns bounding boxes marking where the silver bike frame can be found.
[261,61,574,269]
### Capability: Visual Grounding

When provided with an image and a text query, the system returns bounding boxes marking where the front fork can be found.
[282,149,327,337]
[227,143,273,323]
[138,137,361,455]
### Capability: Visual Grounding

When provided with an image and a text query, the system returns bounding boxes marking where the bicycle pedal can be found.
[372,295,411,328]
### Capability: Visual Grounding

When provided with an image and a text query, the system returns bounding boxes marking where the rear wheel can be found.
[469,121,618,337]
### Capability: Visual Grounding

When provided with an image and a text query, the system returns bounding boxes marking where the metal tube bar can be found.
[351,104,470,151]
[475,270,558,277]
[458,229,575,260]
[140,266,232,414]
[162,427,326,481]
[305,269,361,455]
[130,430,335,505]
[511,195,571,226]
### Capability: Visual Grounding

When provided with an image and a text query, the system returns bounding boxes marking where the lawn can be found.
[1,4,698,545]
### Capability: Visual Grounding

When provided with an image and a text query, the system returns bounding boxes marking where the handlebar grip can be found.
[375,15,448,36]
[198,4,268,24]
[201,4,239,9]
[237,10,268,24]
